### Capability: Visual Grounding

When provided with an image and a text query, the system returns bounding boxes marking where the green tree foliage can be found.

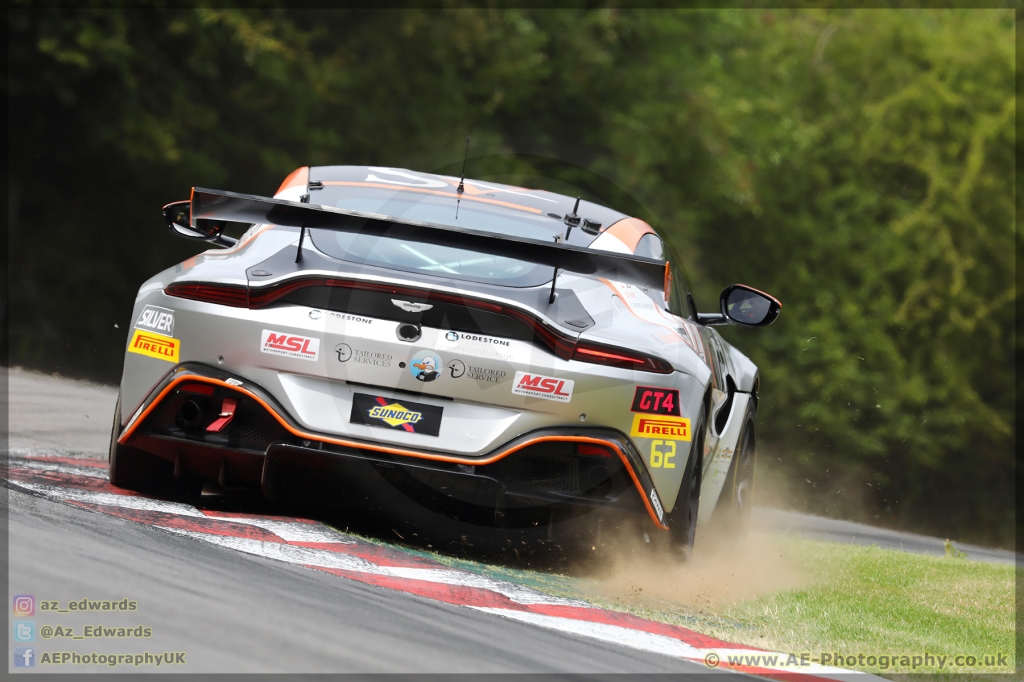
[683,10,1015,545]
[7,6,1014,544]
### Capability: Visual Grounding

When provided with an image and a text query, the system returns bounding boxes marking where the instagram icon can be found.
[13,595,34,616]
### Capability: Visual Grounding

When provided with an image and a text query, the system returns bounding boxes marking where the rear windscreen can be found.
[306,188,562,287]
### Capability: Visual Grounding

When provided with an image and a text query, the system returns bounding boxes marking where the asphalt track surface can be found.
[4,367,1009,675]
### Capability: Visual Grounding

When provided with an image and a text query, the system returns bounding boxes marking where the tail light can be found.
[577,444,613,457]
[164,283,248,307]
[179,382,215,395]
[572,340,673,374]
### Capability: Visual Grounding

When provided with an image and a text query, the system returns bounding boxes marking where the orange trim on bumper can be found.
[120,374,669,530]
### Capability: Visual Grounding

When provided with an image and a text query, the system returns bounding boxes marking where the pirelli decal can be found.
[128,329,180,363]
[630,413,691,441]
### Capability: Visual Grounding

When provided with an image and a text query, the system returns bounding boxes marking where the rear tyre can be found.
[109,393,201,499]
[712,402,756,539]
[663,403,707,561]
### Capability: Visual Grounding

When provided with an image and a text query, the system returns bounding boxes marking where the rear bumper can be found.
[120,363,669,529]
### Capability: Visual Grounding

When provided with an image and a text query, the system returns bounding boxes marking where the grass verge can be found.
[690,538,1015,677]
[345,528,1015,678]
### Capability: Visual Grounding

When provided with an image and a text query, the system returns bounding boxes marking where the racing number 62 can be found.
[650,440,676,469]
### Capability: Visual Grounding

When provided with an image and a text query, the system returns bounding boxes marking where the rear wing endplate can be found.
[191,187,668,291]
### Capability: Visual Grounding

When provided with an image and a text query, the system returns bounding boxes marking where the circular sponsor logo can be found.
[309,309,323,320]
[334,343,352,362]
[409,351,442,382]
[445,331,459,342]
[446,359,465,378]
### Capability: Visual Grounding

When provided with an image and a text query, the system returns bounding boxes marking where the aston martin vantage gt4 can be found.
[110,165,780,555]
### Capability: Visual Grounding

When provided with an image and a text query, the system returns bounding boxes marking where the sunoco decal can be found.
[127,330,180,363]
[350,393,443,436]
[260,330,320,361]
[630,414,691,440]
[134,305,175,337]
[511,372,574,402]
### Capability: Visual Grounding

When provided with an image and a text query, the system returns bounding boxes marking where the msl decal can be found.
[350,393,443,436]
[260,330,320,361]
[630,414,691,440]
[134,305,175,337]
[631,386,681,416]
[127,330,180,363]
[511,372,574,402]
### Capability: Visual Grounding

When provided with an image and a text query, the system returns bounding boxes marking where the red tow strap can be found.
[206,398,237,432]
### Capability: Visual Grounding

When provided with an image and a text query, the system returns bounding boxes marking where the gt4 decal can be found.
[134,305,175,337]
[261,330,320,361]
[630,414,691,440]
[127,330,180,363]
[350,393,443,436]
[631,386,680,416]
[511,372,573,402]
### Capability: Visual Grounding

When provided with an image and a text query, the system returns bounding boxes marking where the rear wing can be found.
[191,187,668,291]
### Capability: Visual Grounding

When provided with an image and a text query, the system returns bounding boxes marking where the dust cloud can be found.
[577,517,809,612]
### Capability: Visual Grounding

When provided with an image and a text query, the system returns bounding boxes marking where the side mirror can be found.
[163,200,236,247]
[720,284,781,327]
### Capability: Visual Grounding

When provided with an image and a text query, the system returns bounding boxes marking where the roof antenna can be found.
[564,197,581,240]
[456,137,469,219]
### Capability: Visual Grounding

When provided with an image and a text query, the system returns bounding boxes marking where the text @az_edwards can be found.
[40,624,153,639]
[36,597,138,613]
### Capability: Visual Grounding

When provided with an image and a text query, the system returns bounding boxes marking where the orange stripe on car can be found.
[276,166,309,195]
[603,217,656,252]
[735,283,783,309]
[119,374,669,530]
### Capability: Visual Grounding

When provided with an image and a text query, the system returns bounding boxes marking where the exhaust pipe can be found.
[176,399,205,431]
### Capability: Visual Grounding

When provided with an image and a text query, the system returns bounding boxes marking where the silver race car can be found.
[110,165,780,555]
